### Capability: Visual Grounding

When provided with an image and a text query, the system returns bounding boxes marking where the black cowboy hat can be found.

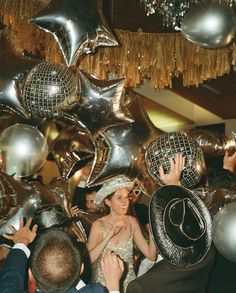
[149,185,212,267]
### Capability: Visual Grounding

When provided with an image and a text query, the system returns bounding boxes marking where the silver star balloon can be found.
[29,0,119,66]
[51,125,95,179]
[86,95,163,195]
[0,73,28,118]
[0,53,39,118]
[71,70,134,133]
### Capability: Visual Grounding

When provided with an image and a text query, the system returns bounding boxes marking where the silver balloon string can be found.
[139,0,236,28]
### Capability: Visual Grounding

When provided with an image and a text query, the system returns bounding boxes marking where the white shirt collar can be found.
[75,279,86,290]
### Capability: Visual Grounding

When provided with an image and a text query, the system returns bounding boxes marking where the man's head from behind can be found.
[30,228,82,293]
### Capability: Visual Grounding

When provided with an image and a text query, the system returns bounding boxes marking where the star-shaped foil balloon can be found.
[86,93,163,195]
[72,70,133,133]
[51,125,95,179]
[0,53,39,119]
[30,0,118,66]
[55,70,134,133]
[0,73,28,118]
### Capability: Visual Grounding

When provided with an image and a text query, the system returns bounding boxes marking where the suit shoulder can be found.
[126,277,143,293]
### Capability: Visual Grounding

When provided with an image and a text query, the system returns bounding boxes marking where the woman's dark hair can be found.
[208,169,236,189]
[103,191,115,214]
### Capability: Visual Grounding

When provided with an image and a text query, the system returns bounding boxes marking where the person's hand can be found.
[0,246,10,261]
[69,203,80,217]
[159,153,185,186]
[223,150,236,173]
[101,251,124,291]
[3,217,37,246]
[110,221,126,238]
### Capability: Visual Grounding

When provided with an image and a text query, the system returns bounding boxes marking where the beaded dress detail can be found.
[91,218,136,292]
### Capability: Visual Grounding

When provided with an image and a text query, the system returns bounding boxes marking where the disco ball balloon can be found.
[0,124,48,177]
[181,3,236,48]
[145,132,205,188]
[22,62,78,119]
[212,202,236,263]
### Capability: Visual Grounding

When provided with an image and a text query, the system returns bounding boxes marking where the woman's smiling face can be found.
[105,188,130,214]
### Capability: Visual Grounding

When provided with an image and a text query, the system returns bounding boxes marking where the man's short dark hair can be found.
[30,228,82,293]
[208,169,236,189]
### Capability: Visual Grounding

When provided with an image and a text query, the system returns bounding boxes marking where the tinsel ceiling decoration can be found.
[139,0,236,28]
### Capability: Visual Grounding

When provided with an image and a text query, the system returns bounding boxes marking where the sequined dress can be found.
[91,220,136,292]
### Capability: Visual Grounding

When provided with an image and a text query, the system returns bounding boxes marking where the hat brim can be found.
[35,216,75,232]
[149,185,212,267]
[94,176,134,207]
[34,204,77,231]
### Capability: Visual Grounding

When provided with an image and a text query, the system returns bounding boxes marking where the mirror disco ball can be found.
[22,62,78,118]
[145,132,205,188]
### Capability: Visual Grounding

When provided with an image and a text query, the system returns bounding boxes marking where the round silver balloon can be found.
[145,132,205,189]
[213,201,236,263]
[0,124,48,177]
[181,3,236,48]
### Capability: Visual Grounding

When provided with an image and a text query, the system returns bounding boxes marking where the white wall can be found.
[135,80,236,135]
[225,119,236,136]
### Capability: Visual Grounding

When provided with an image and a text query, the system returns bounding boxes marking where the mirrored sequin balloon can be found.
[181,3,236,48]
[0,124,48,177]
[145,132,205,188]
[22,62,78,119]
[212,201,236,263]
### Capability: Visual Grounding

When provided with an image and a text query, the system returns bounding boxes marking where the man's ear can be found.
[80,262,84,274]
[28,268,36,282]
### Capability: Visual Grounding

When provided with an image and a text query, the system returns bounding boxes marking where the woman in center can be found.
[87,175,157,292]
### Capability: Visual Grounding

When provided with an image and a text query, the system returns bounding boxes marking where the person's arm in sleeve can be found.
[0,217,37,293]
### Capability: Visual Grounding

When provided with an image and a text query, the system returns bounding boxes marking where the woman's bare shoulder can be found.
[128,215,139,225]
[92,216,109,227]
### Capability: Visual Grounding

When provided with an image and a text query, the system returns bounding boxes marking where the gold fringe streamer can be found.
[80,30,234,88]
[0,0,235,88]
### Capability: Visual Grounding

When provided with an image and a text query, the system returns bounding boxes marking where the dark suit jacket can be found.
[206,251,236,293]
[0,247,105,293]
[127,245,215,293]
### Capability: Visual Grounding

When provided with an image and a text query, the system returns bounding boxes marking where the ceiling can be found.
[102,0,236,126]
